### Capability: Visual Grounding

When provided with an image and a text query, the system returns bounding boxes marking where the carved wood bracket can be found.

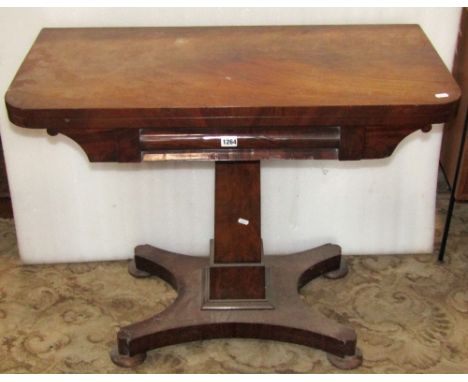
[46,125,430,163]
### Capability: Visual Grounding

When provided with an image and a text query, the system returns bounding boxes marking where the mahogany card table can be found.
[5,25,460,369]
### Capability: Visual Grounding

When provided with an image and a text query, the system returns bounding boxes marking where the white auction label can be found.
[220,136,238,147]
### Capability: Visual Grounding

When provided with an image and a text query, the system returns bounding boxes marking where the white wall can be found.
[0,8,461,264]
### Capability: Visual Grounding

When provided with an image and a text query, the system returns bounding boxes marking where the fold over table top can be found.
[5,25,460,129]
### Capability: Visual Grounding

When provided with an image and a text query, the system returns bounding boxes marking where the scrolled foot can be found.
[128,259,151,278]
[327,347,363,370]
[323,258,349,279]
[110,346,147,367]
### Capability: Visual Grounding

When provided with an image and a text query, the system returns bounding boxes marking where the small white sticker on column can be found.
[238,218,249,225]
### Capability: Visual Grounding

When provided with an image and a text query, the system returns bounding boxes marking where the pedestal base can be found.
[110,243,362,370]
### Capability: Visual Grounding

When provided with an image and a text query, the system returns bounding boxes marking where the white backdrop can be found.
[0,8,461,264]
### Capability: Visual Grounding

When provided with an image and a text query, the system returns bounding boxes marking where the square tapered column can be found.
[206,161,268,305]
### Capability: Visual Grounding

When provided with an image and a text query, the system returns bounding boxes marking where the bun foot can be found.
[128,259,151,278]
[323,258,348,279]
[327,347,363,370]
[110,346,147,367]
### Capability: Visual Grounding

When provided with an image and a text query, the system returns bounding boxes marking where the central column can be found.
[204,161,271,308]
[214,161,261,263]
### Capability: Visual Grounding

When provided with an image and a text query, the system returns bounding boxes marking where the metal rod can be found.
[438,112,468,262]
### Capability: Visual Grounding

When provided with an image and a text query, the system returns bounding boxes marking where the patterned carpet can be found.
[0,182,467,373]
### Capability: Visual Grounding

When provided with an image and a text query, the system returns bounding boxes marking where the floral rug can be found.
[0,188,467,373]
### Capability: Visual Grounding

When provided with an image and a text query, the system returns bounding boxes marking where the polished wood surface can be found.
[209,265,266,300]
[6,26,459,163]
[212,162,265,300]
[6,25,459,130]
[140,126,341,161]
[44,123,429,162]
[214,161,261,263]
[4,25,461,370]
[113,243,362,370]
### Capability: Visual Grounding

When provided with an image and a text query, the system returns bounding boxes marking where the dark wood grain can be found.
[362,125,429,159]
[47,129,141,162]
[112,243,361,370]
[209,265,266,300]
[44,124,430,162]
[214,161,261,263]
[141,148,339,161]
[140,126,341,150]
[6,25,460,163]
[4,25,461,370]
[6,25,459,131]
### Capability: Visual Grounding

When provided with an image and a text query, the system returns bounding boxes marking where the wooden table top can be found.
[5,25,460,129]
